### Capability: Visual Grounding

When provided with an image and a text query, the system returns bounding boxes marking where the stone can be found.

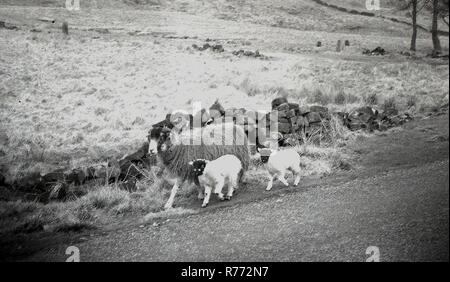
[306,112,322,124]
[286,109,297,119]
[278,117,290,123]
[298,105,311,116]
[62,22,69,35]
[336,40,342,52]
[278,122,292,134]
[271,97,288,110]
[212,44,224,52]
[276,103,290,112]
[310,105,328,113]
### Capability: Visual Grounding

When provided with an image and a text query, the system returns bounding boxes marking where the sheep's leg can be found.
[266,173,274,191]
[291,165,301,186]
[197,185,205,200]
[202,185,212,208]
[226,177,237,200]
[164,179,180,210]
[214,178,225,201]
[277,172,289,187]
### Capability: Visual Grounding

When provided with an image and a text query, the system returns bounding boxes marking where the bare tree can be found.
[411,0,419,51]
[431,0,442,54]
[438,0,449,27]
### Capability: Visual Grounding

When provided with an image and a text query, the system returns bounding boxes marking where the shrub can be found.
[364,93,378,105]
[383,97,397,111]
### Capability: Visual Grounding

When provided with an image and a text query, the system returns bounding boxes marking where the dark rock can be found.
[286,109,297,119]
[310,105,328,113]
[306,112,322,124]
[336,39,342,52]
[232,49,245,56]
[276,103,291,112]
[363,46,386,56]
[277,122,292,134]
[202,43,211,50]
[382,108,398,117]
[344,40,350,46]
[0,21,19,30]
[62,22,69,35]
[271,97,288,110]
[15,172,42,190]
[41,169,65,184]
[331,111,348,121]
[244,50,254,56]
[64,170,81,185]
[212,44,224,52]
[347,107,377,123]
[298,105,311,116]
[288,103,300,111]
[278,117,290,123]
[346,106,379,131]
[316,41,322,47]
[318,111,331,120]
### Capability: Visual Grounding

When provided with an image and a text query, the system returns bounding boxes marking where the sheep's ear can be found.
[188,161,193,166]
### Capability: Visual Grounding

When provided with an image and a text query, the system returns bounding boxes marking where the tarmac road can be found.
[34,159,448,261]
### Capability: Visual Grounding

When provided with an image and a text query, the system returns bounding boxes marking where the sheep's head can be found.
[188,159,209,176]
[257,147,273,163]
[148,126,172,155]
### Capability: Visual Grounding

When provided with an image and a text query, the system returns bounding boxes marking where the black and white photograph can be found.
[0,0,448,265]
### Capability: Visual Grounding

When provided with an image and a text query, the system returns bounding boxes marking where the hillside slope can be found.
[0,0,439,37]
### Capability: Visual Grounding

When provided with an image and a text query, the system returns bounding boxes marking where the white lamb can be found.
[257,148,301,191]
[189,155,243,208]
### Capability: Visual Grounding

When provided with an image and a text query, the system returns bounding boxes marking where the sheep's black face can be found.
[260,156,270,163]
[258,148,272,163]
[191,160,207,176]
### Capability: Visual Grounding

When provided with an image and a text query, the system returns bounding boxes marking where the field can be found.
[0,0,449,248]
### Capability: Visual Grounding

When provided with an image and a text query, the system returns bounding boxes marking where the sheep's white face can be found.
[148,139,158,154]
[148,127,172,155]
